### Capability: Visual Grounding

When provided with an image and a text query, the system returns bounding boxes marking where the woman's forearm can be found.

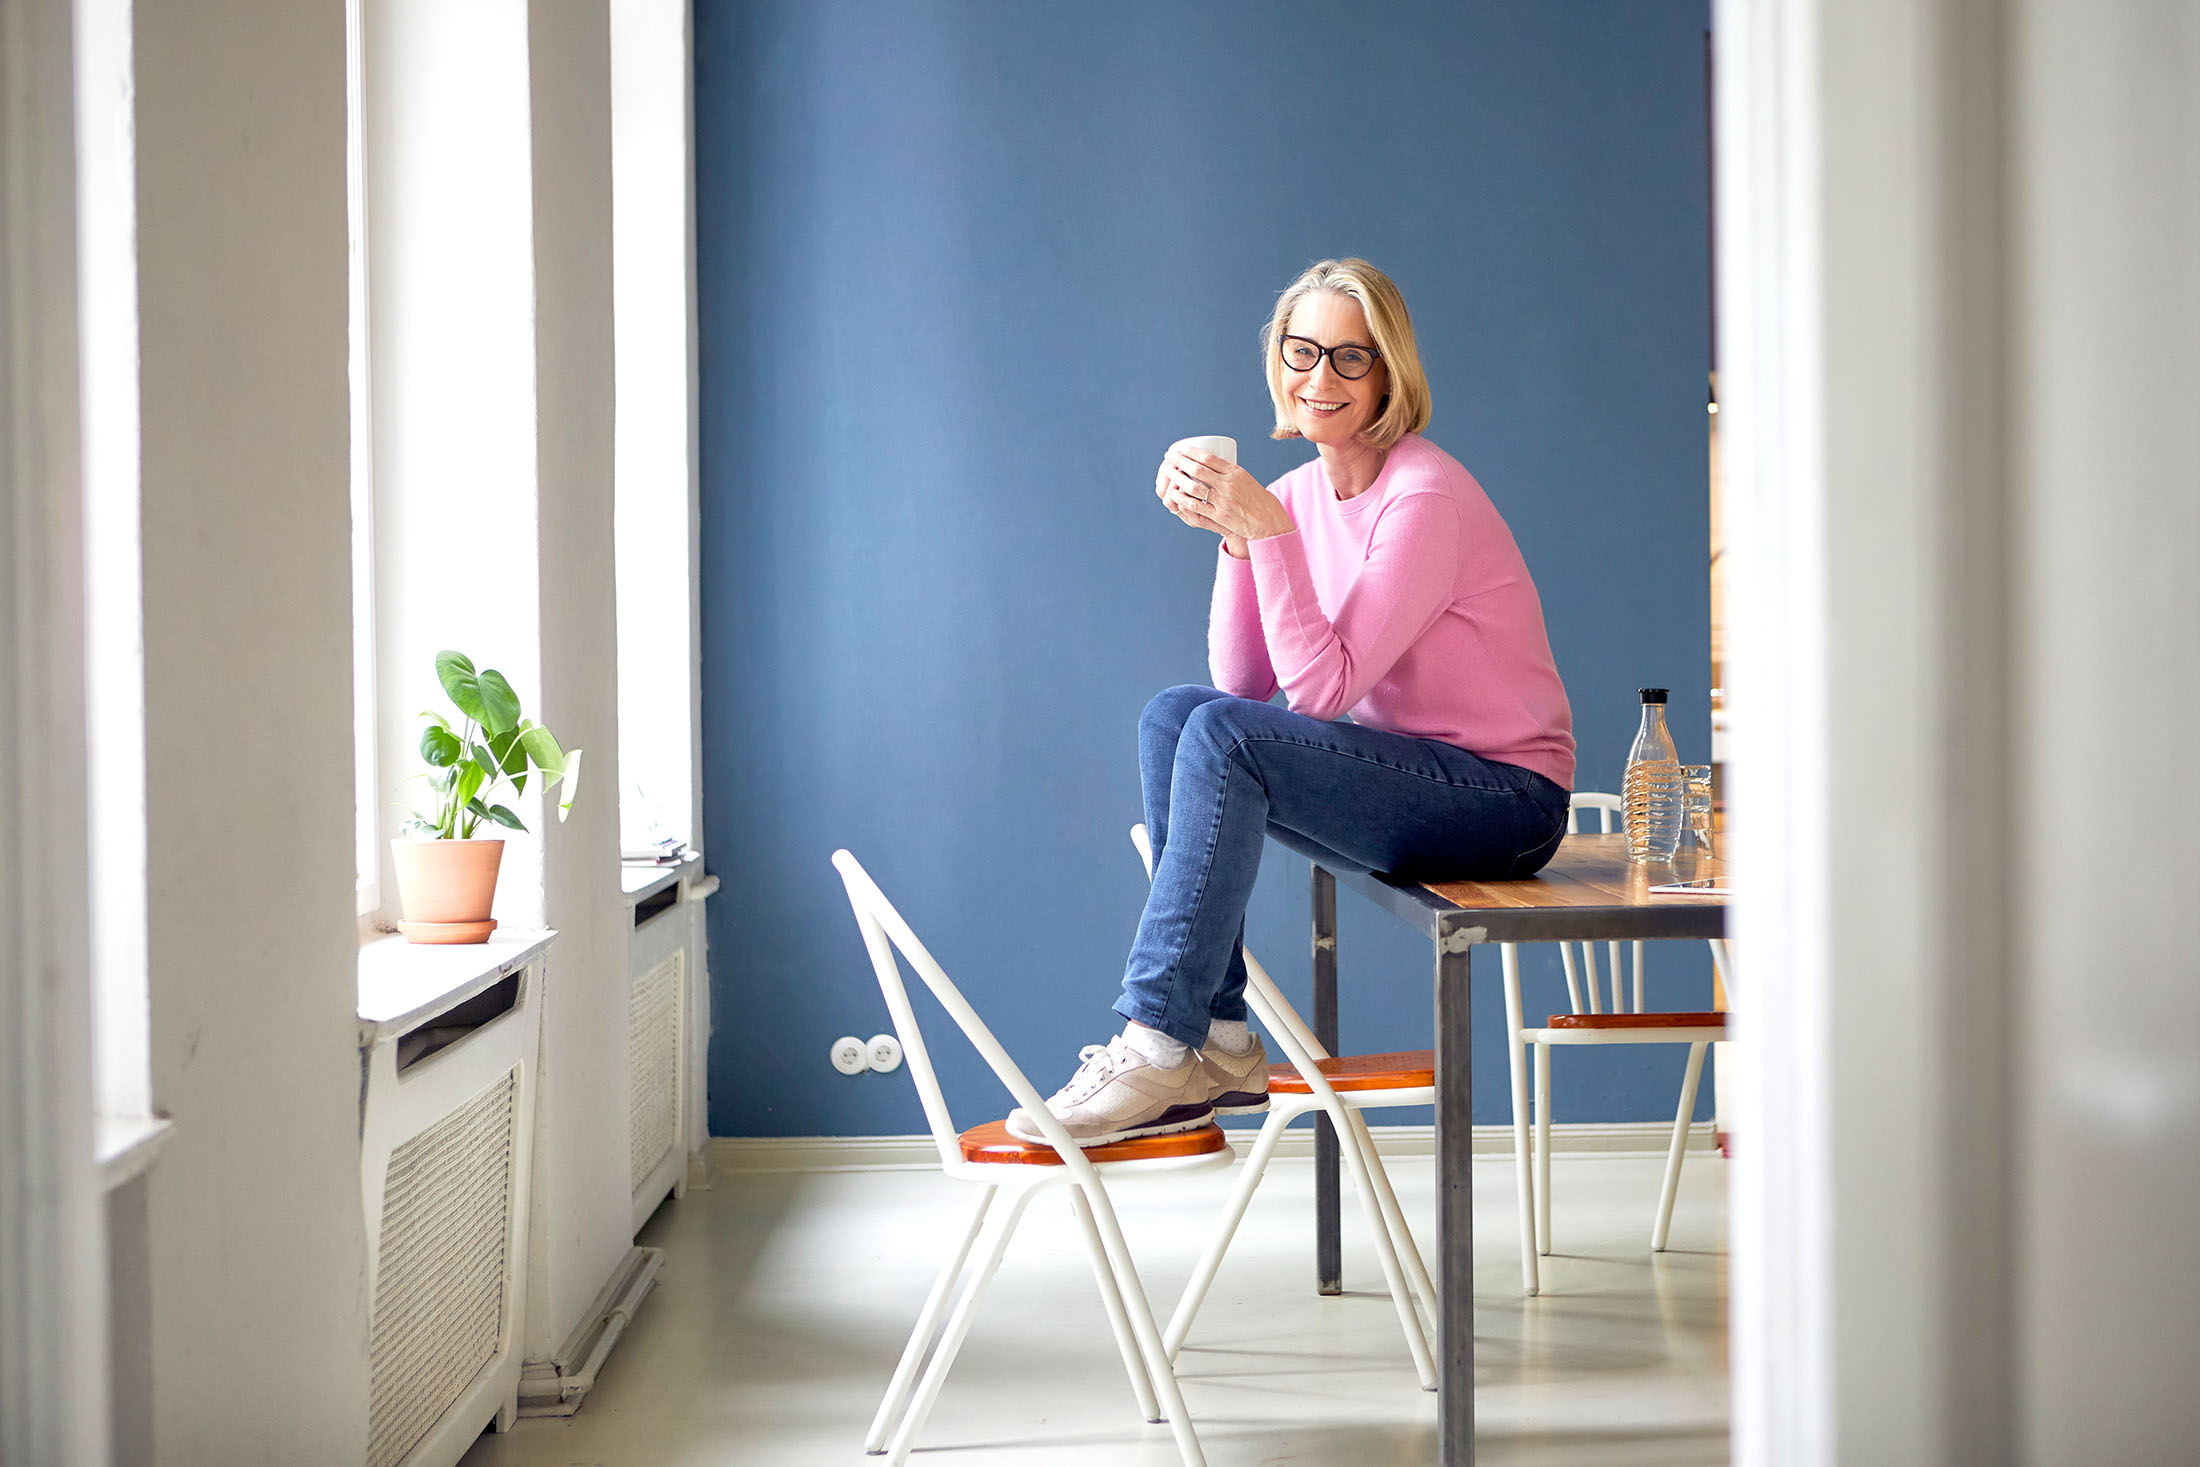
[1208,547,1279,698]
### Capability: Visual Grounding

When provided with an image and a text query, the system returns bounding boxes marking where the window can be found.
[75,0,151,1118]
[611,0,701,860]
[346,0,380,920]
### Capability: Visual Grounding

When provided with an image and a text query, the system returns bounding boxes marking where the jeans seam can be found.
[1501,782,1572,871]
[1131,745,1247,1039]
[1222,729,1526,794]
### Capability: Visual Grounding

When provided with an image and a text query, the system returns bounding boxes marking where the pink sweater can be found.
[1208,434,1576,789]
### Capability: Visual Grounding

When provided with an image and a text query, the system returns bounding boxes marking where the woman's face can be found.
[1280,291,1389,446]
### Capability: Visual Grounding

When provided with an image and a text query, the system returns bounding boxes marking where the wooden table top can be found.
[1324,832,1728,945]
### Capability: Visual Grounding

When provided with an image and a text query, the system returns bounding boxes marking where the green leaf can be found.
[420,723,461,768]
[518,725,566,779]
[429,765,456,792]
[435,651,485,723]
[554,747,582,822]
[476,669,522,736]
[453,760,486,811]
[484,803,527,832]
[471,746,501,787]
[510,771,527,800]
[487,727,528,777]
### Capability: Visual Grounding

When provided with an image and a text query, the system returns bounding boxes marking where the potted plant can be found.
[391,650,581,944]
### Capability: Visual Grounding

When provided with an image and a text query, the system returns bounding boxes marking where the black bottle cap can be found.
[1638,688,1669,704]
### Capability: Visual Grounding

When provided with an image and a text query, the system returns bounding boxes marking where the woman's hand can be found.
[1154,443,1294,558]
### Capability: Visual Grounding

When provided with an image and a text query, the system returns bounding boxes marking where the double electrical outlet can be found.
[830,1033,902,1076]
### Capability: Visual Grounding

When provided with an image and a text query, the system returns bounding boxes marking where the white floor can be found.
[461,1145,1729,1466]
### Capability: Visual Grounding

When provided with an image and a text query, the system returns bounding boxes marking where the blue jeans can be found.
[1115,684,1571,1050]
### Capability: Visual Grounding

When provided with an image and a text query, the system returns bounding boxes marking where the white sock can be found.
[1122,1022,1191,1069]
[1205,1018,1253,1055]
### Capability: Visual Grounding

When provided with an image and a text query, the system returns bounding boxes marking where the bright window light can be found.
[75,0,151,1120]
[611,0,698,856]
[347,0,379,918]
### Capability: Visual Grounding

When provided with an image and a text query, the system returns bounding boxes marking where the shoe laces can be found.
[1058,1037,1137,1103]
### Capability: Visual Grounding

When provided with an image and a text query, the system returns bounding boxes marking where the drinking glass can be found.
[1679,764,1715,860]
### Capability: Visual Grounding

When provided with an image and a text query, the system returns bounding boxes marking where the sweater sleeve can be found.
[1207,545,1279,699]
[1247,491,1461,721]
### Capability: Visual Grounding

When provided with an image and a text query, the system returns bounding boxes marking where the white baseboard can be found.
[517,1245,664,1417]
[711,1121,1715,1176]
[685,1143,715,1191]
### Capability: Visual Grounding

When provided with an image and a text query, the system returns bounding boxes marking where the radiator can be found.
[628,949,683,1194]
[368,1070,516,1467]
[626,877,690,1234]
[357,935,546,1467]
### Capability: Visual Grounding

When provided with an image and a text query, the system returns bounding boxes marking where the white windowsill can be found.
[620,848,700,905]
[97,1114,175,1192]
[358,928,556,1045]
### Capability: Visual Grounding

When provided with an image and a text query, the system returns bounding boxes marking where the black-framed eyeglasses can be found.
[1279,334,1382,380]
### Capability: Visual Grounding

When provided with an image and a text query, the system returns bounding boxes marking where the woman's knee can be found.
[1178,693,1272,762]
[1140,684,1232,744]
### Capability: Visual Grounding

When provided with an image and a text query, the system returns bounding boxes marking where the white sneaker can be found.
[1197,1034,1271,1115]
[1005,1036,1214,1147]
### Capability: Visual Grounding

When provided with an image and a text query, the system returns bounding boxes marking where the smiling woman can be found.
[1012,258,1579,1149]
[1264,259,1432,451]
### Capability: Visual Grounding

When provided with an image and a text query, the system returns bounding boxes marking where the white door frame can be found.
[1716,1,2017,1462]
[0,0,111,1461]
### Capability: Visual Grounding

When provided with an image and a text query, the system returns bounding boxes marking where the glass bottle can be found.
[1623,688,1684,863]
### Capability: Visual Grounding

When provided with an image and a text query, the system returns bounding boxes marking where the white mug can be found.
[1177,434,1237,465]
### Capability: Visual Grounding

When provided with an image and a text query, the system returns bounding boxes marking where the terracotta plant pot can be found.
[390,837,505,944]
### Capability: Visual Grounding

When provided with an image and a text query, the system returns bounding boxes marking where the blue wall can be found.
[694,1,1713,1138]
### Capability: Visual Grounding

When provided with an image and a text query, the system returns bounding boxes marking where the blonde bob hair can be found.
[1262,258,1432,452]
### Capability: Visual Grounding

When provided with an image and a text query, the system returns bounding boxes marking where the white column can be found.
[128,0,370,1458]
[1718,0,2013,1460]
[2008,2,2200,1459]
[0,0,109,1460]
[1721,0,2199,1461]
[525,0,633,1364]
[364,0,630,1364]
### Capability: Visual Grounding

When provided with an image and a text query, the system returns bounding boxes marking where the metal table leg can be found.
[1311,863,1341,1295]
[1436,920,1476,1464]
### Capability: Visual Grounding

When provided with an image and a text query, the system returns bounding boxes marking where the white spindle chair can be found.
[832,850,1231,1467]
[1501,792,1731,1296]
[1130,825,1439,1389]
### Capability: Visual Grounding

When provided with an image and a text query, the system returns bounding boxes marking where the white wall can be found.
[0,0,109,1459]
[1719,0,2200,1461]
[524,0,634,1364]
[2009,1,2200,1458]
[364,0,631,1365]
[129,0,371,1460]
[11,0,648,1458]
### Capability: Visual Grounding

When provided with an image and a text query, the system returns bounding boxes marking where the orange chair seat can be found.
[1543,1010,1727,1030]
[1267,1050,1436,1095]
[958,1118,1228,1166]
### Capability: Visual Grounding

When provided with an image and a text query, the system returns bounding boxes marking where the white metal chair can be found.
[1129,825,1439,1390]
[1500,791,1732,1296]
[832,850,1230,1467]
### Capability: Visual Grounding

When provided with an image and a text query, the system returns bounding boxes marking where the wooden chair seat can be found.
[1268,1051,1436,1095]
[959,1118,1228,1166]
[1543,1010,1726,1030]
